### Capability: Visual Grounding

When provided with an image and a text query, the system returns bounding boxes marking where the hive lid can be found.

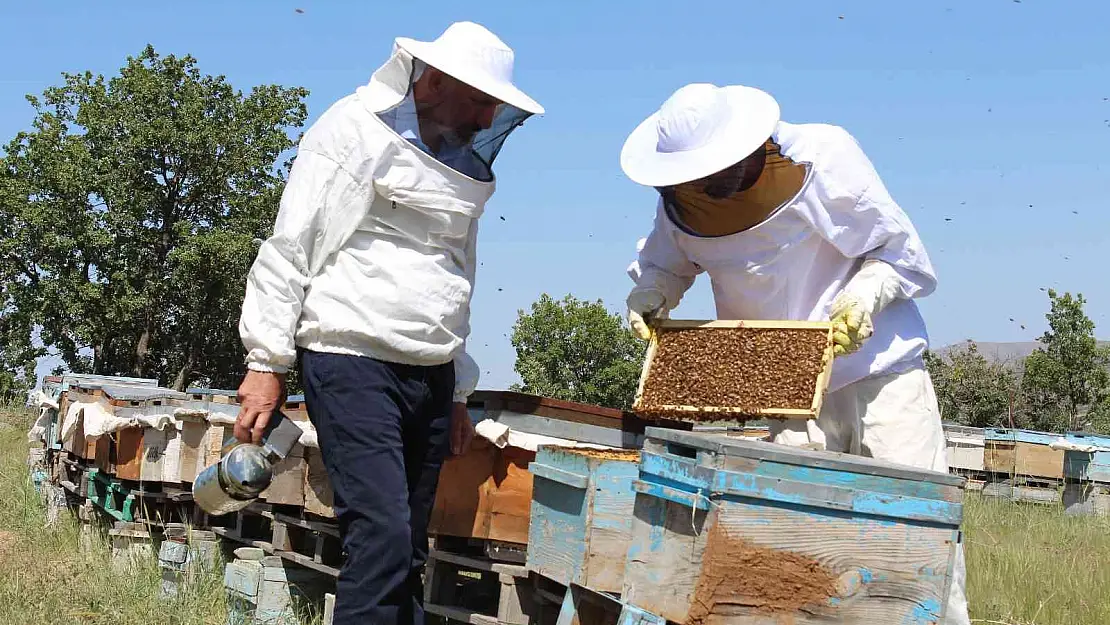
[62,373,159,388]
[983,428,1061,445]
[99,384,189,402]
[185,387,240,396]
[644,427,967,487]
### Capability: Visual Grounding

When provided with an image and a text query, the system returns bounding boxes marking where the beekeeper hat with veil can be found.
[359,21,545,183]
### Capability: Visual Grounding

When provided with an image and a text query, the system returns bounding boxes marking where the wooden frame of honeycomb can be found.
[632,320,836,421]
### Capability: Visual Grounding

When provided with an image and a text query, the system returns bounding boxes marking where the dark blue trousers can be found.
[300,349,454,625]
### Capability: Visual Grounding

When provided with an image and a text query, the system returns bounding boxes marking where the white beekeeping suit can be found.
[620,83,969,625]
[238,23,543,404]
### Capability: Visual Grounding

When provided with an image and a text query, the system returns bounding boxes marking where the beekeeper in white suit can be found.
[234,22,543,624]
[621,83,969,624]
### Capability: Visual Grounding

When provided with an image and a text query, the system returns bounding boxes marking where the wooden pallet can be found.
[631,319,836,420]
[530,575,665,625]
[981,480,1061,505]
[212,502,344,578]
[425,540,536,625]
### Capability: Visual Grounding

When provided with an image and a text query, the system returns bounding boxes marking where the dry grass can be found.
[4,405,1110,624]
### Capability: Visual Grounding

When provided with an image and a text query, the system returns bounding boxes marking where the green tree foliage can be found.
[510,294,646,410]
[0,45,308,390]
[1020,290,1110,433]
[925,343,1018,428]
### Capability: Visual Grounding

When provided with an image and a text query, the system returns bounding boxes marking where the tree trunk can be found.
[133,313,153,378]
[171,346,196,391]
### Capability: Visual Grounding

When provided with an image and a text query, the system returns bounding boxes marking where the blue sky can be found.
[3,1,1109,391]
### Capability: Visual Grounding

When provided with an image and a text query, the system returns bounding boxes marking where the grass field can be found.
[3,406,1110,624]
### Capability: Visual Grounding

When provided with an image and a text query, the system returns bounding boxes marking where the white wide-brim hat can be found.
[620,83,780,188]
[395,21,544,115]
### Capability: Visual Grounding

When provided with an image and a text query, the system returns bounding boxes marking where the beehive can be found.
[633,320,835,421]
[983,428,1065,481]
[526,446,641,593]
[623,427,967,624]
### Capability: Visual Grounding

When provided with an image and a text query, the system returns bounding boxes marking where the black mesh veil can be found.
[375,59,532,182]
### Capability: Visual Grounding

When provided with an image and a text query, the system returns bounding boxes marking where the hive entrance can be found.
[633,320,834,422]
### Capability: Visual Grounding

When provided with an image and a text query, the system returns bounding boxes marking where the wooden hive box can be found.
[633,320,836,421]
[622,427,966,625]
[101,385,188,483]
[257,396,311,507]
[983,428,1065,481]
[428,391,688,548]
[168,391,214,484]
[1063,431,1110,484]
[525,446,641,593]
[64,384,113,466]
[182,388,238,480]
[943,424,985,473]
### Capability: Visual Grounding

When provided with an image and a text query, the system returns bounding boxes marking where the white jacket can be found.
[239,47,491,402]
[628,122,937,393]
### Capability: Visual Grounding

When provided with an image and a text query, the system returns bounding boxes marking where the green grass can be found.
[4,405,1110,624]
[964,492,1110,624]
[0,405,229,625]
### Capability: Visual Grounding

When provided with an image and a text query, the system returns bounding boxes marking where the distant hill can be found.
[936,340,1110,366]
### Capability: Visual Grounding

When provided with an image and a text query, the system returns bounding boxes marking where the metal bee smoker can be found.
[192,410,304,516]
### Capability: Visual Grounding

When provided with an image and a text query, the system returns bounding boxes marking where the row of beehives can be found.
[519,427,967,624]
[38,373,336,519]
[943,424,1110,484]
[35,374,968,623]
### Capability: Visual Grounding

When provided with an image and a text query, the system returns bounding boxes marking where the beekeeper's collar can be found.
[621,83,781,188]
[358,21,543,182]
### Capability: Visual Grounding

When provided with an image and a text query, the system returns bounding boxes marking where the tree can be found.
[1020,289,1110,433]
[510,294,646,410]
[925,343,1018,428]
[0,45,308,390]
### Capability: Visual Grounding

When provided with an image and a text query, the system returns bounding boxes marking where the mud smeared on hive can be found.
[637,327,830,420]
[685,523,837,625]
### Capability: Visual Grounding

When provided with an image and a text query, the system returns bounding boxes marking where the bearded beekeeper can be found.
[621,83,969,625]
[233,22,543,624]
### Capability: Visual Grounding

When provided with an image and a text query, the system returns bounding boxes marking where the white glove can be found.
[829,260,902,357]
[627,287,667,341]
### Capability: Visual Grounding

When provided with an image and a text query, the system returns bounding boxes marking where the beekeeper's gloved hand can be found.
[829,259,903,357]
[627,286,667,340]
[830,295,874,356]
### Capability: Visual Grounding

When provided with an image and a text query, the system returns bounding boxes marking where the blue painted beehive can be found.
[1064,431,1110,483]
[526,446,641,594]
[622,427,966,625]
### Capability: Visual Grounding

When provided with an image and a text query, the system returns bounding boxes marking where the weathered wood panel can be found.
[984,441,1064,480]
[623,494,958,624]
[526,447,640,594]
[430,437,498,539]
[178,418,208,483]
[140,427,169,482]
[583,454,640,593]
[262,443,306,507]
[429,439,537,546]
[115,427,144,481]
[486,446,535,545]
[303,446,335,519]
